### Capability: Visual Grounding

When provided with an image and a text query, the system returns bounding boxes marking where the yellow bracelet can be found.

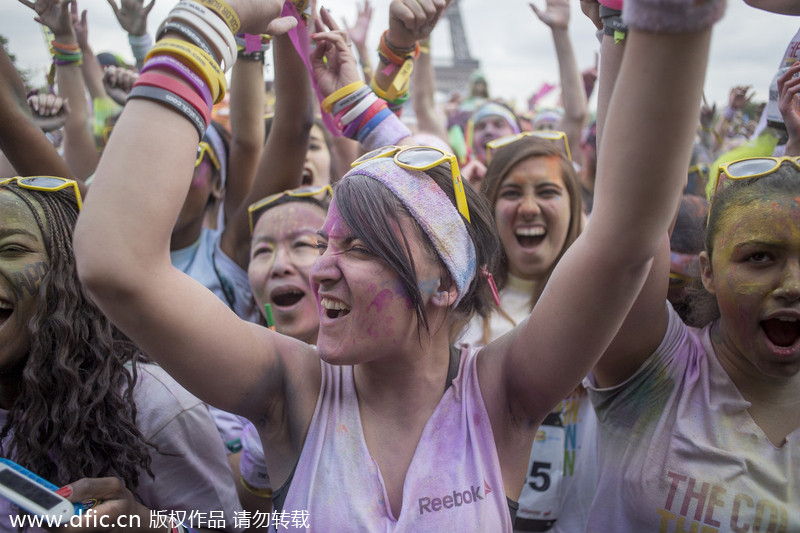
[192,0,241,34]
[146,38,227,104]
[387,59,414,102]
[321,81,365,114]
[239,476,273,499]
[370,69,410,104]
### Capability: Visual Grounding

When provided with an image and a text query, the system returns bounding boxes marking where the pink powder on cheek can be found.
[321,202,348,238]
[367,289,395,313]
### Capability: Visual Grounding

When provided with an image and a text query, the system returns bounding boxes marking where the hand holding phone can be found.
[0,458,81,521]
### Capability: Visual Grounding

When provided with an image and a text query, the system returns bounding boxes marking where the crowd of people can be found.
[0,0,798,531]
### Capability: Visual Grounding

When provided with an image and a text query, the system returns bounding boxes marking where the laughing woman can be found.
[73,0,721,529]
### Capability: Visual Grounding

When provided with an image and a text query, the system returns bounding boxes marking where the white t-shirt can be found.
[584,304,800,532]
[0,364,244,532]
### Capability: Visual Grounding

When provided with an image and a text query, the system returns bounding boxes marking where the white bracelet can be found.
[341,93,378,126]
[170,1,236,71]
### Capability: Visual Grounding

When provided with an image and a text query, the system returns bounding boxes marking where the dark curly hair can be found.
[0,181,154,487]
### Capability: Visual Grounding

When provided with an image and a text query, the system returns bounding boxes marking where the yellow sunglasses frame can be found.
[0,176,83,210]
[351,145,471,223]
[247,185,333,234]
[486,130,572,165]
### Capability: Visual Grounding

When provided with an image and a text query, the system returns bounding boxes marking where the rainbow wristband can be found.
[141,54,213,110]
[128,85,206,139]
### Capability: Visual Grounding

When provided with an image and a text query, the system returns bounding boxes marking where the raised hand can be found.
[103,66,139,106]
[530,0,570,30]
[387,0,450,49]
[28,92,70,132]
[310,6,361,98]
[778,63,800,155]
[70,0,89,48]
[727,85,752,111]
[18,0,74,38]
[106,0,154,36]
[343,0,373,51]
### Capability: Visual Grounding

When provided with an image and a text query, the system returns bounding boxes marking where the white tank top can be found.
[275,347,514,532]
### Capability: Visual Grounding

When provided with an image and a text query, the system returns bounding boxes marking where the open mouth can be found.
[321,297,351,319]
[761,317,800,348]
[515,227,546,248]
[271,287,306,308]
[301,167,313,186]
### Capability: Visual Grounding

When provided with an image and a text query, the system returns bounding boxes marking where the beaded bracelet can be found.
[170,2,236,71]
[128,85,206,139]
[146,38,227,103]
[157,20,218,63]
[140,54,213,110]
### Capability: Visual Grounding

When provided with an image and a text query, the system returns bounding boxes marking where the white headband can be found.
[344,159,476,305]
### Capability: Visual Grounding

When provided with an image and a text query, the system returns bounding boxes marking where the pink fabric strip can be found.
[283,1,341,137]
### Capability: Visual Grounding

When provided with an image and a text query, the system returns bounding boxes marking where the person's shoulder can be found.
[131,363,205,413]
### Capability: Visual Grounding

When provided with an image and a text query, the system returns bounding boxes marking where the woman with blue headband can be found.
[74,0,721,529]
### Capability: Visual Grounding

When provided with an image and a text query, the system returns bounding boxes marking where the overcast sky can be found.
[2,0,798,112]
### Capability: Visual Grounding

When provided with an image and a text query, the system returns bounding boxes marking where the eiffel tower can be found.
[434,0,480,94]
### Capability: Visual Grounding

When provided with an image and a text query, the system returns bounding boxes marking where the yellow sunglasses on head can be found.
[248,185,333,234]
[0,176,83,210]
[486,130,572,165]
[708,156,800,222]
[351,145,471,223]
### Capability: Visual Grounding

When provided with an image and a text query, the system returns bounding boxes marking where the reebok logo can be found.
[418,483,487,514]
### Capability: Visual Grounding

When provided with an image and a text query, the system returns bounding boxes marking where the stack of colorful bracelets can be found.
[371,30,420,116]
[51,41,82,67]
[131,0,238,140]
[321,80,395,143]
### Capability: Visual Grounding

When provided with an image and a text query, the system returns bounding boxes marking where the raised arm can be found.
[73,0,317,423]
[778,61,800,157]
[411,38,449,142]
[0,44,72,180]
[530,0,588,167]
[222,31,315,268]
[484,2,718,423]
[19,0,101,181]
[107,0,155,70]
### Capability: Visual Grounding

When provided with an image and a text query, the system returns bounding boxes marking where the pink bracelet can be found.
[141,54,213,110]
[622,0,726,33]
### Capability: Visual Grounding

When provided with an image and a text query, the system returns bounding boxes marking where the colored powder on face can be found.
[367,289,395,314]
